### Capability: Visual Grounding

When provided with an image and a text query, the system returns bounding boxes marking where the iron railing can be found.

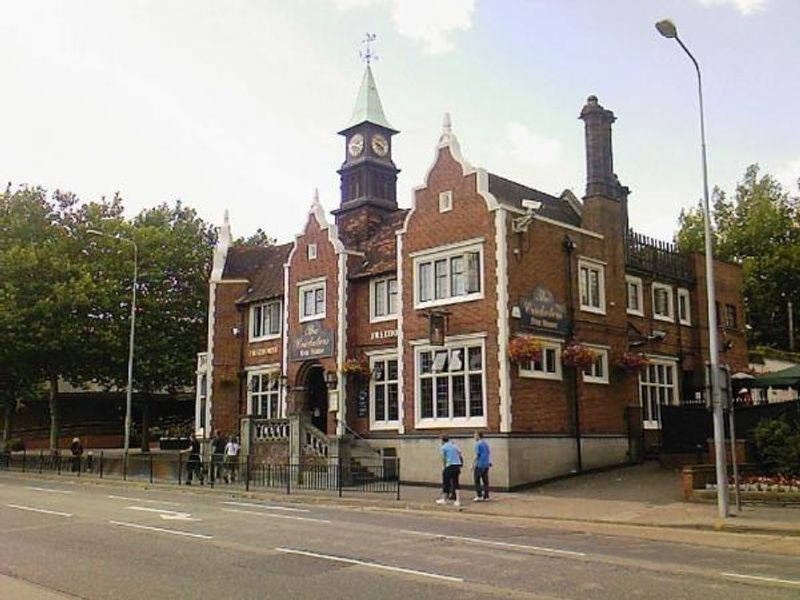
[626,229,694,282]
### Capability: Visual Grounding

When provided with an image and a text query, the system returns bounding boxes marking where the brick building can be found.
[196,66,748,488]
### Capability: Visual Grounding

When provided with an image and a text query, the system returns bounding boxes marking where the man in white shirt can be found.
[224,436,241,484]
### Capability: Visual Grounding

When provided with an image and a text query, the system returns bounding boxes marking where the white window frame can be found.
[581,345,609,385]
[652,282,674,322]
[369,352,400,430]
[414,337,487,429]
[626,275,644,317]
[438,190,453,213]
[578,258,606,315]
[247,369,282,419]
[412,239,484,310]
[369,275,398,323]
[677,288,691,326]
[307,243,317,261]
[250,300,282,342]
[638,358,679,430]
[298,278,326,323]
[519,338,563,381]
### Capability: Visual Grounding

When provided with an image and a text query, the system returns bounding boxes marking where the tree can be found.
[675,165,800,348]
[235,228,276,247]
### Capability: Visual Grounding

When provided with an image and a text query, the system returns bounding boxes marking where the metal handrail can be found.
[336,418,381,458]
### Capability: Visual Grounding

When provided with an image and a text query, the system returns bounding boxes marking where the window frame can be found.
[578,258,606,315]
[247,369,282,419]
[625,275,644,317]
[581,346,609,385]
[414,337,487,429]
[651,282,674,322]
[250,300,282,342]
[638,358,679,430]
[307,243,317,261]
[519,338,563,381]
[677,288,691,326]
[298,278,326,323]
[724,303,738,329]
[369,275,398,323]
[369,353,400,431]
[438,190,453,213]
[412,239,484,310]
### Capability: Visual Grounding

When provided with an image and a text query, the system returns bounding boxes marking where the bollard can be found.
[100,451,104,479]
[245,455,250,493]
[149,453,154,484]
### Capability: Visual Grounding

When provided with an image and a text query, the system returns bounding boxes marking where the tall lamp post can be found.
[655,19,729,518]
[87,230,138,457]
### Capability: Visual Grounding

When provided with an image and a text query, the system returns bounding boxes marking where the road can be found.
[0,474,798,599]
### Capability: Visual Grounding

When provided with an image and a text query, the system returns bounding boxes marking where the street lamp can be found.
[87,229,138,457]
[656,19,730,518]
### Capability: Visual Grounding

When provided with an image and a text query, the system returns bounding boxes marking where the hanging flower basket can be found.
[341,358,372,380]
[507,337,543,364]
[615,352,650,374]
[562,344,597,370]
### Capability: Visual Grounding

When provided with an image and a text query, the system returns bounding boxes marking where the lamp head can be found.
[655,19,678,39]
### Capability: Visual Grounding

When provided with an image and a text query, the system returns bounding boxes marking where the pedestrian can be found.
[70,437,83,473]
[473,431,491,501]
[224,435,241,483]
[211,430,226,483]
[183,432,203,485]
[436,434,463,509]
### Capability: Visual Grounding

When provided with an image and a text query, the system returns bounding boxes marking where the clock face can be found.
[348,133,364,157]
[371,134,389,157]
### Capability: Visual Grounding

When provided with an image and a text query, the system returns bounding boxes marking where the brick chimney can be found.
[579,95,621,200]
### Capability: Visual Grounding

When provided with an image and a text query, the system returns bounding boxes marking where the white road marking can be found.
[222,508,330,524]
[401,530,586,557]
[125,506,198,521]
[108,495,181,506]
[26,486,74,494]
[722,572,800,587]
[219,500,309,513]
[109,520,213,539]
[275,547,463,582]
[7,504,72,517]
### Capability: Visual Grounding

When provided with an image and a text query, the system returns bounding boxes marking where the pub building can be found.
[195,64,748,488]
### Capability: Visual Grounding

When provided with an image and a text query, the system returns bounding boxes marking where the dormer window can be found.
[251,301,281,341]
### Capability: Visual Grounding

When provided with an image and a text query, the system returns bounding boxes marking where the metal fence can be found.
[0,451,401,499]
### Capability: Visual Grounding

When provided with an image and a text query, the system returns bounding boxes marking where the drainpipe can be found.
[563,235,582,473]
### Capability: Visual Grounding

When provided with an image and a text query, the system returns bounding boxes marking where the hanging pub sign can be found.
[290,321,335,362]
[519,285,569,335]
[429,311,447,346]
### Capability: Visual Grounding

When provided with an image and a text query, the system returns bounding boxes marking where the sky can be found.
[1,0,798,244]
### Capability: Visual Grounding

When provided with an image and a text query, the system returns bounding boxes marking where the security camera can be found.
[522,199,542,212]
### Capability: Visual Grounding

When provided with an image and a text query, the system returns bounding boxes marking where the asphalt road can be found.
[0,474,798,599]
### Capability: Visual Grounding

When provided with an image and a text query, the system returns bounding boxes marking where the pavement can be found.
[1,473,800,600]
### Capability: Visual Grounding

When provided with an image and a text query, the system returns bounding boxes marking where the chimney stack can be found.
[579,95,620,200]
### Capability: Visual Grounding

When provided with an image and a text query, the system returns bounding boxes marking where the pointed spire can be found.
[218,210,232,247]
[439,111,458,146]
[345,65,394,131]
[313,187,320,205]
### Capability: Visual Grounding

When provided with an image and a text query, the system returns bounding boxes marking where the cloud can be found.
[775,157,800,192]
[331,0,475,55]
[694,0,769,15]
[502,122,563,167]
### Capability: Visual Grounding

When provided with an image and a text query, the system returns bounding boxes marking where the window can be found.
[652,283,674,321]
[307,244,317,261]
[439,190,453,213]
[578,259,605,314]
[677,288,691,325]
[299,280,325,322]
[416,341,486,427]
[725,304,738,329]
[626,276,643,316]
[250,301,281,340]
[639,360,678,429]
[370,276,398,322]
[371,355,399,428]
[519,340,562,381]
[198,373,207,432]
[413,241,482,308]
[248,372,281,419]
[582,347,609,385]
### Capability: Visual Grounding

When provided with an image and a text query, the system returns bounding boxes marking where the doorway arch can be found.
[295,361,329,434]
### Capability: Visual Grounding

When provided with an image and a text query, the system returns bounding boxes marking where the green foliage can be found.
[235,228,276,247]
[752,417,800,477]
[674,165,800,348]
[2,438,25,452]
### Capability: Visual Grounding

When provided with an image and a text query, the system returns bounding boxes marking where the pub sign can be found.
[290,321,335,362]
[519,285,569,335]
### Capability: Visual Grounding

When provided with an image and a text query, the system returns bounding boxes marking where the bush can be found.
[2,438,25,452]
[752,417,800,477]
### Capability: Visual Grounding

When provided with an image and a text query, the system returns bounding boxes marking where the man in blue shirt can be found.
[436,434,463,509]
[473,431,491,501]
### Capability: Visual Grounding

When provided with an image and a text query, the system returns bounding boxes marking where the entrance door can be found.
[306,365,328,433]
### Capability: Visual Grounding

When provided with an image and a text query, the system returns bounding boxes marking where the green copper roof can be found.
[345,65,394,131]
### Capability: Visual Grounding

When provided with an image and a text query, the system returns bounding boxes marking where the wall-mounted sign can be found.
[370,329,398,341]
[519,285,569,335]
[356,387,369,418]
[249,346,279,358]
[290,322,334,362]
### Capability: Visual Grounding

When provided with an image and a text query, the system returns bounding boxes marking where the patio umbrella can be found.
[752,365,800,388]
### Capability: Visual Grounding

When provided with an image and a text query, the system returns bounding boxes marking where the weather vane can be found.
[360,33,378,66]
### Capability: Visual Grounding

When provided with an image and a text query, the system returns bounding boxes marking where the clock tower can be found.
[333,64,400,243]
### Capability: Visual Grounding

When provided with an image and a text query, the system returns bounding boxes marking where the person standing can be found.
[70,437,83,473]
[435,434,463,509]
[224,435,241,484]
[473,431,491,501]
[183,432,203,485]
[211,430,226,483]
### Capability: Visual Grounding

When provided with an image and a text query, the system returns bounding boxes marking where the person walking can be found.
[211,430,226,483]
[473,431,491,501]
[183,432,203,485]
[70,437,83,473]
[436,434,463,509]
[224,435,241,484]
